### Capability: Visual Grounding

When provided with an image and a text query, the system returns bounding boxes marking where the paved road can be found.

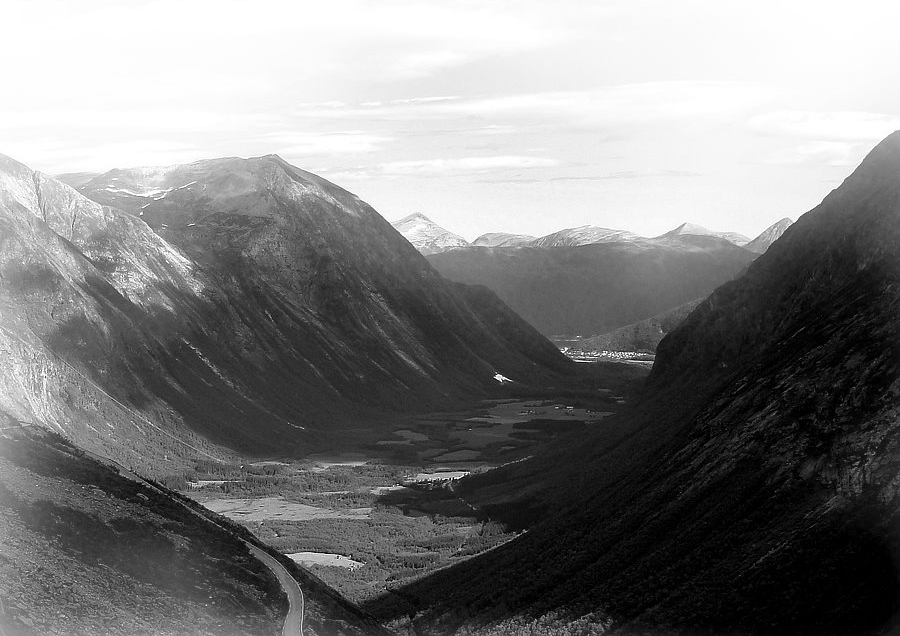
[76,446,306,635]
[247,545,305,636]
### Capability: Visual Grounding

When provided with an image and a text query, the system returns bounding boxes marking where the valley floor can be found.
[178,395,633,613]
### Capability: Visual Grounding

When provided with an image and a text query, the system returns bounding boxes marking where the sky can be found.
[3,0,900,240]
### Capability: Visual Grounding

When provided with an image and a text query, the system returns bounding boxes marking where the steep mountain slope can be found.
[471,232,535,247]
[0,152,233,471]
[657,221,750,245]
[0,152,573,472]
[78,156,569,390]
[390,212,470,254]
[372,133,900,635]
[0,421,388,635]
[529,225,641,247]
[744,216,794,253]
[426,236,756,336]
[578,298,702,353]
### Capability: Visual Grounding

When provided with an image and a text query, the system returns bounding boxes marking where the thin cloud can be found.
[761,141,870,167]
[284,82,770,133]
[446,83,765,118]
[324,155,560,180]
[275,131,393,156]
[747,110,900,142]
[478,169,702,184]
[390,96,461,105]
[383,156,559,176]
[388,51,473,80]
[0,109,280,133]
[10,139,204,174]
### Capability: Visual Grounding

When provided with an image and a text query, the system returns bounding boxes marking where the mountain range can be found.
[3,129,899,636]
[366,132,900,635]
[392,215,790,254]
[529,225,643,247]
[392,215,793,338]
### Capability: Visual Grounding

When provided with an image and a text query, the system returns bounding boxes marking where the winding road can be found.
[76,445,306,635]
[247,545,305,636]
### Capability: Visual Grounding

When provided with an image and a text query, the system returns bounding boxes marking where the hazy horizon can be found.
[4,0,899,239]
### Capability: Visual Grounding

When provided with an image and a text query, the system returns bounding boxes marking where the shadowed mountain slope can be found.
[0,153,573,472]
[579,298,703,353]
[426,236,756,336]
[369,134,900,635]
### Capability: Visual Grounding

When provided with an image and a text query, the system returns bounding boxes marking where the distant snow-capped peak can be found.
[392,212,470,255]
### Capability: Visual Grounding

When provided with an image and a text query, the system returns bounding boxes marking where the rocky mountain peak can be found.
[744,217,794,253]
[529,225,642,247]
[77,153,381,234]
[471,232,536,247]
[667,221,710,235]
[395,211,432,224]
[658,221,750,245]
[391,212,470,254]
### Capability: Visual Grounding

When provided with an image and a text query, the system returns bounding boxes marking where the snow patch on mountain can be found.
[658,222,750,246]
[531,225,643,248]
[472,232,536,247]
[392,212,470,255]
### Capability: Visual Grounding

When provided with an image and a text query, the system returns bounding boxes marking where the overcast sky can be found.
[3,0,900,239]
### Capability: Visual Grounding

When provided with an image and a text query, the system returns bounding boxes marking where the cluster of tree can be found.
[255,508,515,604]
[161,459,414,497]
[451,610,614,636]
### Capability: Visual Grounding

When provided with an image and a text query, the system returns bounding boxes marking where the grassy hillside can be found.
[0,421,389,635]
[0,424,284,635]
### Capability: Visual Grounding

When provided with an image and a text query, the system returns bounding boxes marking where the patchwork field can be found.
[370,399,619,467]
[287,552,365,570]
[202,497,372,522]
[173,390,639,607]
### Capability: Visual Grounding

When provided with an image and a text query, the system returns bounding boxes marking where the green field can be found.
[176,395,633,604]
